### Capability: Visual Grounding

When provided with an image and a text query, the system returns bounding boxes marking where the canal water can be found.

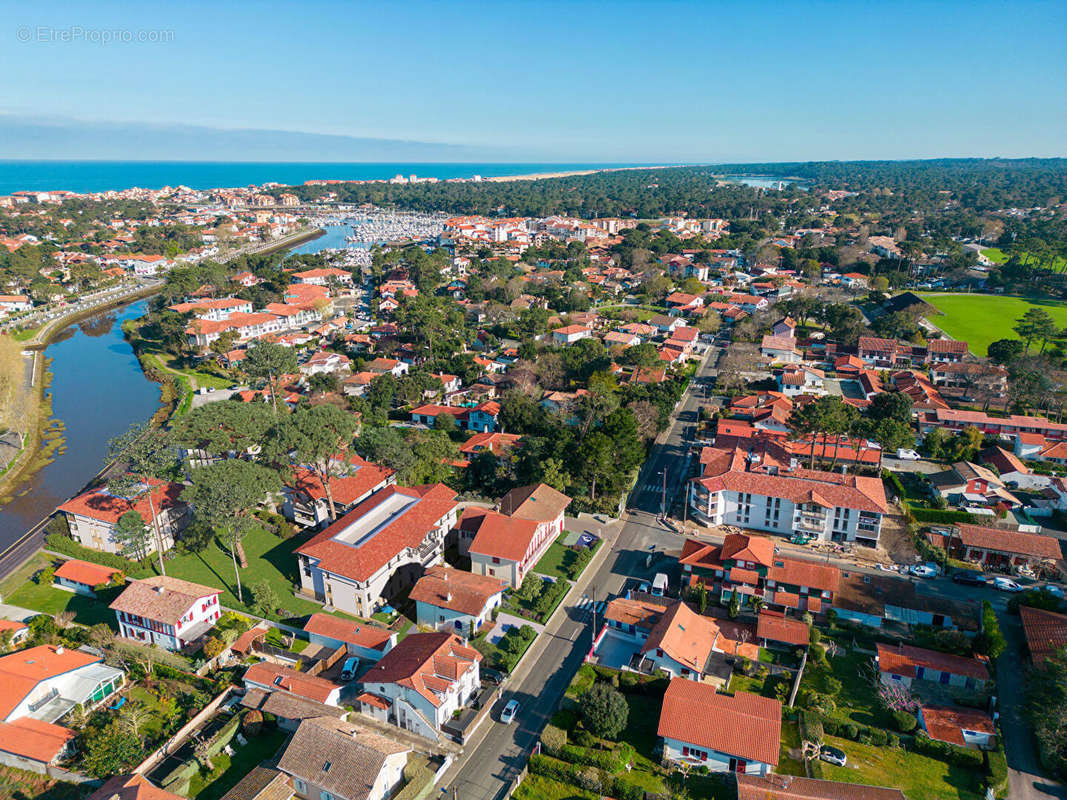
[0,299,161,551]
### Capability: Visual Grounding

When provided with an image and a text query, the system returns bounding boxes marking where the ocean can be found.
[0,161,642,196]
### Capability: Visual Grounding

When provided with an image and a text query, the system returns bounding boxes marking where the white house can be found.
[0,645,124,768]
[689,444,887,547]
[52,559,122,597]
[276,716,409,800]
[110,576,222,651]
[57,480,190,557]
[551,324,592,345]
[876,643,990,690]
[466,484,572,588]
[410,565,505,635]
[357,632,481,741]
[0,295,32,315]
[296,484,458,618]
[918,706,996,750]
[777,365,826,397]
[658,678,781,775]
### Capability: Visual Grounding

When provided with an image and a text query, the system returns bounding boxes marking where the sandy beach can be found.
[486,164,687,182]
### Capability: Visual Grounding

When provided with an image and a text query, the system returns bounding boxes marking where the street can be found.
[439,344,720,799]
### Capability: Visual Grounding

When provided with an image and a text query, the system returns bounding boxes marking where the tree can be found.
[988,338,1024,365]
[974,600,1006,660]
[696,309,721,334]
[114,510,152,561]
[182,460,281,604]
[868,391,914,423]
[81,722,144,778]
[250,580,281,618]
[244,341,298,416]
[579,432,614,500]
[271,404,358,522]
[170,400,273,460]
[1014,308,1057,354]
[1026,645,1067,778]
[107,422,176,576]
[580,683,628,739]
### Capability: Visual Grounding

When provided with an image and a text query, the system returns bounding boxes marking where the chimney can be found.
[156,585,166,594]
[446,592,452,603]
[55,646,64,655]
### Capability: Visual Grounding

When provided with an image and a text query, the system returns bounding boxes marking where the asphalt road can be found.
[439,346,720,800]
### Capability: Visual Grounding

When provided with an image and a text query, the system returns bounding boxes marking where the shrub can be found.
[242,709,263,736]
[800,710,824,745]
[821,717,839,737]
[580,684,628,740]
[843,723,859,740]
[46,533,144,572]
[888,732,901,748]
[541,723,567,755]
[36,565,56,585]
[611,775,647,800]
[913,732,985,768]
[558,744,624,773]
[857,729,873,744]
[910,508,978,524]
[985,747,1009,796]
[869,728,888,747]
[892,710,918,732]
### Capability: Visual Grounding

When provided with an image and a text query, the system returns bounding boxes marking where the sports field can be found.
[917,293,1067,355]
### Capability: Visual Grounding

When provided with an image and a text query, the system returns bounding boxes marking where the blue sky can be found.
[2,0,1065,162]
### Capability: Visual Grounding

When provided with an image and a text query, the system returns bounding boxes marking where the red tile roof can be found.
[657,678,781,765]
[0,717,76,763]
[289,464,394,507]
[499,483,572,522]
[955,524,1062,561]
[244,662,341,704]
[57,479,186,524]
[87,774,185,800]
[0,645,101,718]
[876,643,989,681]
[409,565,506,616]
[296,484,457,582]
[363,632,480,708]
[921,705,994,746]
[303,613,394,651]
[1019,605,1067,664]
[54,559,122,587]
[464,508,540,562]
[757,610,811,646]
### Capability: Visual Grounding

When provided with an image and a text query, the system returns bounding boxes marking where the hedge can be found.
[910,508,979,525]
[800,710,824,745]
[394,757,436,800]
[985,747,1009,797]
[882,470,907,499]
[913,732,985,769]
[45,532,149,572]
[558,743,625,773]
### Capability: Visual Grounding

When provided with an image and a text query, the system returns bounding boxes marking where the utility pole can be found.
[661,469,667,520]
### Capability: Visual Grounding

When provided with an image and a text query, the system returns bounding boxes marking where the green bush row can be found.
[909,508,979,524]
[819,715,896,748]
[557,743,626,773]
[527,754,644,800]
[912,732,985,769]
[985,747,1009,797]
[45,532,148,572]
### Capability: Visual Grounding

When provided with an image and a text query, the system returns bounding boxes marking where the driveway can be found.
[996,610,1066,800]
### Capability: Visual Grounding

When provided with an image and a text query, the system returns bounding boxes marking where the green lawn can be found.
[981,248,1008,264]
[513,774,597,800]
[533,535,599,581]
[820,735,984,800]
[779,720,806,777]
[145,527,323,622]
[6,581,123,627]
[918,293,1067,355]
[186,727,288,800]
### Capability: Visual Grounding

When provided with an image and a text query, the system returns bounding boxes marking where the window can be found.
[492,556,500,564]
[321,792,333,800]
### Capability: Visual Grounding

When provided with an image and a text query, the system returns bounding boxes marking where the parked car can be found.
[993,577,1024,593]
[820,745,847,767]
[952,570,988,586]
[911,564,938,578]
[500,699,520,724]
[1044,584,1065,598]
[896,449,922,461]
[651,573,669,597]
[482,667,506,686]
[340,657,360,681]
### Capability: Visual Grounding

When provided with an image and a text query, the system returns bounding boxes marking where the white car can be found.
[500,699,519,724]
[911,564,938,578]
[895,449,921,461]
[993,577,1024,593]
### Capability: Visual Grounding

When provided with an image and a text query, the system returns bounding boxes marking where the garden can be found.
[533,532,601,582]
[531,664,736,800]
[471,622,537,674]
[503,574,570,624]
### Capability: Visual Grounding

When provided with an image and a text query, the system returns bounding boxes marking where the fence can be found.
[133,686,238,776]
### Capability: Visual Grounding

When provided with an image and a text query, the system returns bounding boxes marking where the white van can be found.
[651,573,669,597]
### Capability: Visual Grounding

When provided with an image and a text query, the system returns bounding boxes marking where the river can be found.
[0,299,161,552]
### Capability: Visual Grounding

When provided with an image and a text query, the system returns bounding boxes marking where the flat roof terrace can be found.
[330,491,418,548]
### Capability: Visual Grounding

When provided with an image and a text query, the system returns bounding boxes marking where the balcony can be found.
[794,517,826,533]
